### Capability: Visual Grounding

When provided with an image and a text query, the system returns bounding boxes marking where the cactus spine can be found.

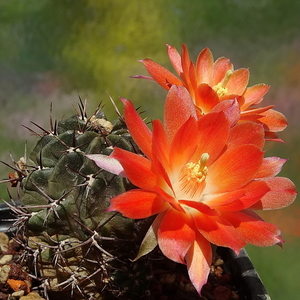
[2,99,142,299]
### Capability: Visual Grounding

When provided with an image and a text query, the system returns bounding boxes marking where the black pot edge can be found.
[217,246,271,300]
[0,202,18,233]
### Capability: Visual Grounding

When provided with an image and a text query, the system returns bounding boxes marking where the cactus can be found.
[1,99,147,299]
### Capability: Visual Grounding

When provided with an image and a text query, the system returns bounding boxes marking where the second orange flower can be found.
[134,44,287,141]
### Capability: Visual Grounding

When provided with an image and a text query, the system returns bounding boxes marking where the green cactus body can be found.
[4,102,142,299]
[2,101,203,300]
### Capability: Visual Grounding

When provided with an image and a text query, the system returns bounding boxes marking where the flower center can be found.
[180,153,209,198]
[213,69,233,98]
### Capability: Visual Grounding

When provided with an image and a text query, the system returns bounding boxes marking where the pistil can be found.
[213,69,233,97]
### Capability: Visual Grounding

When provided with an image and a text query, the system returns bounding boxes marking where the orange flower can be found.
[88,86,296,293]
[134,44,287,141]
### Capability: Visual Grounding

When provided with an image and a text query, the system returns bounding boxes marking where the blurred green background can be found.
[0,1,299,298]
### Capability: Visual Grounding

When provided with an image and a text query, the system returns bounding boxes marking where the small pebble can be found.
[160,273,176,284]
[0,244,8,253]
[184,282,197,293]
[214,258,224,266]
[12,290,25,297]
[0,265,11,283]
[231,290,240,299]
[0,232,9,246]
[20,291,46,300]
[0,254,13,265]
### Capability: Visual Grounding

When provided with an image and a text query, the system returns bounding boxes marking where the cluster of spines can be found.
[0,98,141,299]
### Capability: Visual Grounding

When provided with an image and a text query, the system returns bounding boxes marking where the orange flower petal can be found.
[169,117,198,171]
[107,189,168,219]
[154,186,185,213]
[121,98,153,159]
[259,108,288,132]
[185,60,198,98]
[250,177,297,210]
[241,105,274,116]
[195,84,220,114]
[194,111,230,164]
[193,213,246,252]
[213,180,270,211]
[212,56,232,85]
[186,232,212,294]
[164,85,197,143]
[210,99,240,127]
[221,210,283,246]
[112,148,156,191]
[166,43,182,74]
[152,119,171,172]
[179,200,218,216]
[227,122,265,149]
[241,84,270,109]
[226,68,249,95]
[195,48,214,84]
[255,157,287,178]
[158,209,196,264]
[264,131,283,142]
[203,189,246,207]
[140,58,182,90]
[181,44,192,77]
[180,44,196,93]
[206,144,263,193]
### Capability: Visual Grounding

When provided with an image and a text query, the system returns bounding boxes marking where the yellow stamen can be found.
[213,69,233,98]
[180,153,209,197]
